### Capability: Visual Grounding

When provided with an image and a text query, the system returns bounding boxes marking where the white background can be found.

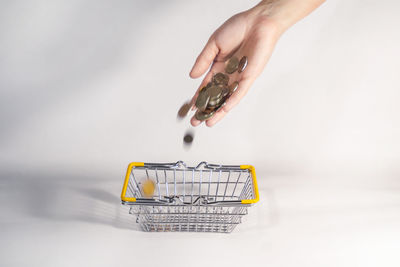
[1,0,400,266]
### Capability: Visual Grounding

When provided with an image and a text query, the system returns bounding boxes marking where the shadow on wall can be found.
[0,169,139,231]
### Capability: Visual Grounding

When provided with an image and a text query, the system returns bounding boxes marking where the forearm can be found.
[249,0,326,33]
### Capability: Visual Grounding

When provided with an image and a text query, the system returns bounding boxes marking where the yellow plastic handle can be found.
[120,162,144,202]
[120,162,260,204]
[239,165,260,204]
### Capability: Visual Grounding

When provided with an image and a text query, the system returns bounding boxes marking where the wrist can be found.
[247,0,325,34]
[245,1,290,36]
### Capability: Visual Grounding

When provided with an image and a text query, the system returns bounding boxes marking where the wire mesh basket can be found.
[121,161,259,233]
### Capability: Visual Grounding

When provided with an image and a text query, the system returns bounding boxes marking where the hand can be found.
[189,9,281,127]
[189,0,325,127]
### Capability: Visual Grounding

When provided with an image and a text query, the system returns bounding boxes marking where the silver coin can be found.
[195,109,215,121]
[212,72,229,86]
[208,98,222,107]
[222,86,230,97]
[228,81,239,94]
[195,87,210,111]
[208,85,223,99]
[214,101,226,112]
[225,56,239,74]
[238,56,248,73]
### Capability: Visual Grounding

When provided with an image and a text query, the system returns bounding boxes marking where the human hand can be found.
[189,0,325,127]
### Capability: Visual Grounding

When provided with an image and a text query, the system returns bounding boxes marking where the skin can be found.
[189,0,326,127]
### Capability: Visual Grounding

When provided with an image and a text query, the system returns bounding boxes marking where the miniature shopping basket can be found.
[121,161,259,233]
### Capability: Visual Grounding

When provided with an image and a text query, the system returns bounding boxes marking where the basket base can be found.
[139,221,239,233]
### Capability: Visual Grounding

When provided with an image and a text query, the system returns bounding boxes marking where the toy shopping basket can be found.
[121,161,259,233]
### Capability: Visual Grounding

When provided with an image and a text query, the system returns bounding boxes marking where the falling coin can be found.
[183,133,193,144]
[142,179,155,197]
[177,102,191,119]
[183,130,194,147]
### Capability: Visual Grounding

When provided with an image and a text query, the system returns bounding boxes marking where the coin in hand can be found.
[187,55,248,123]
[238,56,248,73]
[225,56,239,74]
[212,72,229,86]
[195,86,210,111]
[228,81,239,94]
[195,109,215,121]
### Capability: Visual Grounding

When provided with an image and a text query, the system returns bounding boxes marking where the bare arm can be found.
[190,0,326,127]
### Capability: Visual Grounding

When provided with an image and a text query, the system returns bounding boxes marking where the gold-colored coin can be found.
[225,56,239,74]
[212,72,229,86]
[238,56,248,73]
[142,179,155,197]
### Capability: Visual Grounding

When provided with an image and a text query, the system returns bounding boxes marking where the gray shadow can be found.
[0,169,140,231]
[0,167,282,233]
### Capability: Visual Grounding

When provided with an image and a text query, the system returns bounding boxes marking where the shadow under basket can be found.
[121,161,259,233]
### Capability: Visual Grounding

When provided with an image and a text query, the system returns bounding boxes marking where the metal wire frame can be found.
[121,161,257,233]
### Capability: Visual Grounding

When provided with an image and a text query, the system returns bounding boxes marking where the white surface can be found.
[1,0,400,266]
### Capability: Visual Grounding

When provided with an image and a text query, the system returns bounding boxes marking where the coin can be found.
[208,94,225,107]
[228,81,239,94]
[195,109,215,121]
[183,133,194,144]
[222,86,230,97]
[208,85,223,99]
[142,179,155,197]
[225,56,239,74]
[177,102,191,119]
[212,72,229,86]
[214,101,226,112]
[195,86,210,111]
[238,56,248,73]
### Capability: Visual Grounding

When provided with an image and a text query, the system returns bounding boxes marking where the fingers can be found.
[204,78,254,127]
[190,77,253,127]
[190,116,202,127]
[205,107,227,127]
[190,62,255,127]
[223,77,253,112]
[190,38,219,78]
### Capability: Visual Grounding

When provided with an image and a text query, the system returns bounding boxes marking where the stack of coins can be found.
[177,55,248,147]
[194,55,247,121]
